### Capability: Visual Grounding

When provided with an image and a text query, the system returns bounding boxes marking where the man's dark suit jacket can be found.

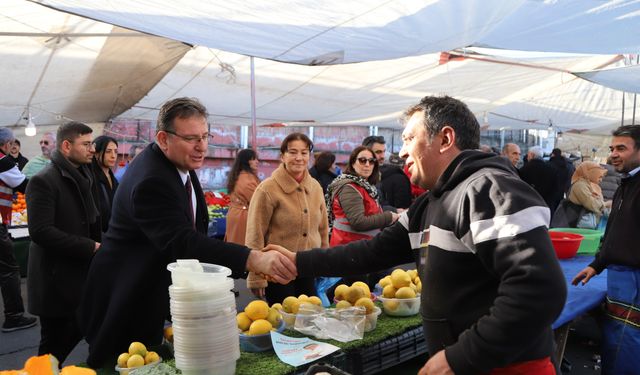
[79,143,250,368]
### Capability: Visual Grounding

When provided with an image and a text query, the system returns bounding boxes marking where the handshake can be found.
[246,244,297,284]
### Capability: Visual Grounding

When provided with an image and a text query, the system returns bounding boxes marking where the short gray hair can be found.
[0,128,15,146]
[528,146,544,159]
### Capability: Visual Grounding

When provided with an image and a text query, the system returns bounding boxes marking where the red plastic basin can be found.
[549,231,584,259]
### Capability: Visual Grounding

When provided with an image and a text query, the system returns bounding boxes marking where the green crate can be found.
[549,228,604,254]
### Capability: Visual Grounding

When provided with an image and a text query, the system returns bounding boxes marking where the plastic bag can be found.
[294,304,366,343]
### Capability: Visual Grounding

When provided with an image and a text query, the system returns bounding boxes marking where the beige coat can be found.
[224,171,260,245]
[246,164,329,289]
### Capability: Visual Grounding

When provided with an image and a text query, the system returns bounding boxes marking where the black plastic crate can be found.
[293,351,349,375]
[344,326,428,375]
[306,362,352,375]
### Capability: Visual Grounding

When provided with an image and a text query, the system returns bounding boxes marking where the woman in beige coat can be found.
[245,133,329,304]
[224,149,260,245]
[568,161,611,228]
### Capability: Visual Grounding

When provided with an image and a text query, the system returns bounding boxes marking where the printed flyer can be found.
[271,331,340,367]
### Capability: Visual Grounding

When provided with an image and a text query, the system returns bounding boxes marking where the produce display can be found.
[0,354,96,374]
[204,191,229,237]
[377,269,422,316]
[273,294,323,328]
[10,192,27,226]
[115,342,161,374]
[237,300,282,335]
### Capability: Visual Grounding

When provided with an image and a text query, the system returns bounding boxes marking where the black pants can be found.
[265,276,316,306]
[38,316,84,365]
[0,225,24,319]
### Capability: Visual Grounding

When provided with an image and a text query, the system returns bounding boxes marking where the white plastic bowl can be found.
[115,357,161,375]
[377,295,420,316]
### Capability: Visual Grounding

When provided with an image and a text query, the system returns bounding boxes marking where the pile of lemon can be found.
[237,300,282,335]
[333,281,375,314]
[379,269,421,299]
[116,342,160,372]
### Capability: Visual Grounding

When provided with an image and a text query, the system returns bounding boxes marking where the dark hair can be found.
[227,149,258,193]
[313,151,336,173]
[344,146,379,185]
[612,125,640,150]
[92,135,119,167]
[157,97,208,133]
[403,95,479,150]
[362,135,385,148]
[129,144,145,159]
[279,132,313,154]
[551,148,562,157]
[56,121,93,149]
[13,139,20,146]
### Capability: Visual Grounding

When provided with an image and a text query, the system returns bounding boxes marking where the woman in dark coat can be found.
[91,136,119,232]
[309,151,338,195]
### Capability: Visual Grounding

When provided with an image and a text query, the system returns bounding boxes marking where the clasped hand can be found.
[246,244,298,285]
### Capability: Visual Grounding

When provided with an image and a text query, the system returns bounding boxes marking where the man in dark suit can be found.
[519,146,559,212]
[26,122,101,364]
[79,97,296,368]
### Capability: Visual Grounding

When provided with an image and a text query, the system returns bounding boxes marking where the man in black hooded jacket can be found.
[269,95,566,375]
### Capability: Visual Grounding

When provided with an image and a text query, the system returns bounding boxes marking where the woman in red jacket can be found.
[326,146,399,289]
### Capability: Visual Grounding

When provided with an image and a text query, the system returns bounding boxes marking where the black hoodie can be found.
[297,150,567,374]
[415,150,566,374]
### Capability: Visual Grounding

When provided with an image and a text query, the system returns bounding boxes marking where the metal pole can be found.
[250,56,257,151]
[622,92,626,126]
[632,54,639,125]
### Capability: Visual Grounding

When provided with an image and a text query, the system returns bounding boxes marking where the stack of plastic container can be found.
[167,259,239,375]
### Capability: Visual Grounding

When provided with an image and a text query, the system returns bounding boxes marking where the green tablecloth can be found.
[94,309,422,375]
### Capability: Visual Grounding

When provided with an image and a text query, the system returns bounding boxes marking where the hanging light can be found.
[24,113,37,137]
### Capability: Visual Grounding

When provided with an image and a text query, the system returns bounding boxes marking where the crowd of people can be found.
[0,94,638,375]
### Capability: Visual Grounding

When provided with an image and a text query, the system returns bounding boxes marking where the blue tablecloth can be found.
[553,255,607,329]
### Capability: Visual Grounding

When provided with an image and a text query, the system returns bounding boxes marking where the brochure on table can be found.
[271,331,340,367]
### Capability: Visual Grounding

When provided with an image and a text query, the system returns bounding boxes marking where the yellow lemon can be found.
[248,319,272,335]
[351,281,371,297]
[346,286,366,304]
[126,354,145,369]
[163,326,173,343]
[298,294,310,303]
[128,342,147,357]
[335,300,352,310]
[267,307,281,327]
[390,269,411,289]
[245,300,269,321]
[117,353,130,368]
[379,276,392,288]
[354,297,375,314]
[384,299,400,312]
[407,269,418,280]
[308,296,322,306]
[414,276,421,285]
[144,351,160,365]
[395,286,416,299]
[282,296,300,314]
[334,284,349,300]
[271,303,283,311]
[237,311,252,331]
[382,284,397,298]
[416,280,422,293]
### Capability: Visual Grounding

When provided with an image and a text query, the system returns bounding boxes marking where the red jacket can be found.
[329,183,382,246]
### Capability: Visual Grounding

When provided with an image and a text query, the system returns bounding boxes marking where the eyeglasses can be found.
[166,130,212,144]
[39,140,49,145]
[357,157,376,165]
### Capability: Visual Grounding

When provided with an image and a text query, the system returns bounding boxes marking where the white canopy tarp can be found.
[1,0,639,136]
[32,0,640,64]
[573,64,640,94]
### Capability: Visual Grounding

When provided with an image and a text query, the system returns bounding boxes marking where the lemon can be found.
[163,326,173,343]
[407,269,418,280]
[351,281,371,297]
[335,300,352,310]
[346,286,366,304]
[267,307,281,327]
[414,276,421,285]
[237,311,252,331]
[282,296,300,314]
[416,281,422,293]
[126,354,145,368]
[379,276,392,288]
[117,353,130,368]
[245,300,269,320]
[354,297,375,314]
[271,303,283,311]
[144,351,160,365]
[298,294,310,303]
[308,296,322,306]
[384,299,400,312]
[391,269,411,289]
[382,284,397,298]
[128,342,147,357]
[395,286,416,299]
[248,319,272,335]
[333,284,349,300]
